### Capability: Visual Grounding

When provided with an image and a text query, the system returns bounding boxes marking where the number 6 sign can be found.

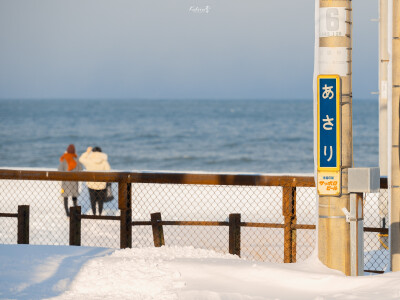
[320,7,346,37]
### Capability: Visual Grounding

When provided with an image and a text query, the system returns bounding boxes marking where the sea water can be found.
[0,99,378,173]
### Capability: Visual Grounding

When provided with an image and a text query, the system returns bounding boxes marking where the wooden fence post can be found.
[119,181,132,249]
[151,212,165,247]
[292,187,297,263]
[229,213,241,257]
[283,186,296,263]
[70,206,81,246]
[17,205,29,244]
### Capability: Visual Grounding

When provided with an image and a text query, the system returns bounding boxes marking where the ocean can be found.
[0,99,378,174]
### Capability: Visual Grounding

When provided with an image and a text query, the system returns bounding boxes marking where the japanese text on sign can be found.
[317,75,341,172]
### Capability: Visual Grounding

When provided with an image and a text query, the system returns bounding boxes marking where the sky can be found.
[0,0,379,100]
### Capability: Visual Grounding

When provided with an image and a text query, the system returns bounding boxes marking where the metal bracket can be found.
[342,207,352,223]
[319,215,346,219]
[341,208,363,223]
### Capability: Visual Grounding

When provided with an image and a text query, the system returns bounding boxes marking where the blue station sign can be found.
[317,75,341,171]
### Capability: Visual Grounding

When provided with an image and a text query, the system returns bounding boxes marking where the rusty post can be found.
[119,181,132,249]
[283,186,296,263]
[17,205,29,244]
[151,212,165,247]
[229,213,241,256]
[69,206,81,246]
[291,187,297,262]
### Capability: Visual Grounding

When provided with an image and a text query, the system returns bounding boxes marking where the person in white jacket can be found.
[79,146,111,215]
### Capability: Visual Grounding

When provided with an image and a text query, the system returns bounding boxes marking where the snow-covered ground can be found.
[0,169,392,299]
[0,244,399,300]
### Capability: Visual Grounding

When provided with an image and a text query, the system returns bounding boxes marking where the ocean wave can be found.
[0,99,378,173]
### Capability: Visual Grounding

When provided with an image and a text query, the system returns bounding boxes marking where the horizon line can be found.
[0,97,377,101]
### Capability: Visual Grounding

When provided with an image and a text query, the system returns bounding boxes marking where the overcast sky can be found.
[0,0,378,100]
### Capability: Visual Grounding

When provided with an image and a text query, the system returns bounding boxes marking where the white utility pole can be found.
[317,0,353,275]
[390,0,400,271]
[380,0,389,178]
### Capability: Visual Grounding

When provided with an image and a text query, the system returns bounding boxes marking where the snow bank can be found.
[0,244,399,300]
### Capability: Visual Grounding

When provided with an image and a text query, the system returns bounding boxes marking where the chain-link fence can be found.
[0,169,389,273]
[364,188,389,273]
[0,178,120,248]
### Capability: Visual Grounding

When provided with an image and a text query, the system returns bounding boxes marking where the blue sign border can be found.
[317,75,341,172]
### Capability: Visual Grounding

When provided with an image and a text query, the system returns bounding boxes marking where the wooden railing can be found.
[0,169,388,265]
[0,205,29,244]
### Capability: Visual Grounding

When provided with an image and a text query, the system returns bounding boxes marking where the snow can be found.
[0,169,393,298]
[0,244,399,300]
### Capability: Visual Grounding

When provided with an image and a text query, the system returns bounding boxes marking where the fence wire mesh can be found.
[133,183,285,261]
[296,187,317,262]
[0,172,389,272]
[0,180,120,247]
[364,189,389,272]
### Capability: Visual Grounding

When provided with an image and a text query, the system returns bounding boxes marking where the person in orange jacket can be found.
[58,144,82,216]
